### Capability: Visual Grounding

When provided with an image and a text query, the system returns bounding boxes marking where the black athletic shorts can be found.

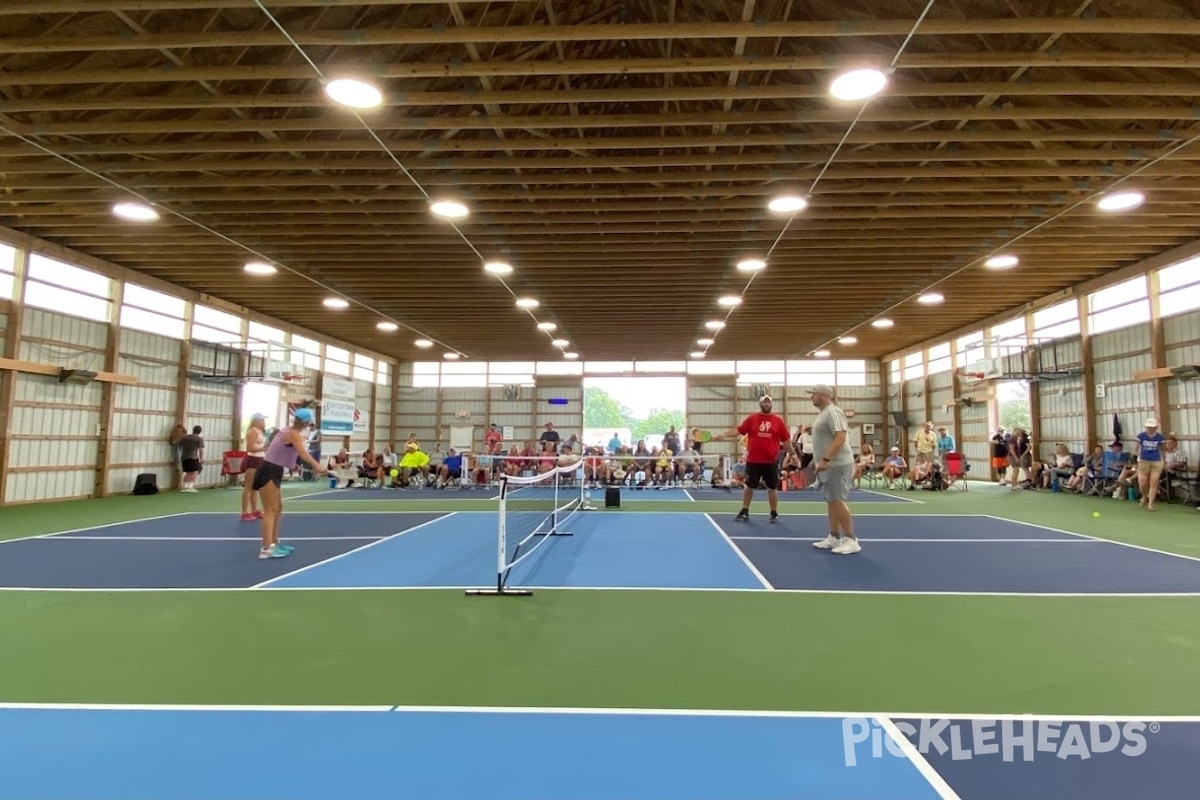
[181,458,201,473]
[744,461,780,491]
[251,461,285,491]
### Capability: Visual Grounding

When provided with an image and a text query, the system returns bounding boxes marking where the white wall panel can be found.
[121,329,181,362]
[5,468,94,504]
[535,381,583,448]
[185,381,235,487]
[1037,377,1088,454]
[373,381,393,447]
[394,387,438,451]
[351,379,373,452]
[1092,325,1151,360]
[21,308,108,349]
[1164,309,1200,347]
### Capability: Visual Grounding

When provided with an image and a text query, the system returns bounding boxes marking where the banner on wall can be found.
[321,376,356,435]
[353,408,368,433]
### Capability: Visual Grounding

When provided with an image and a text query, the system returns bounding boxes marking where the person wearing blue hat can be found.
[251,407,327,559]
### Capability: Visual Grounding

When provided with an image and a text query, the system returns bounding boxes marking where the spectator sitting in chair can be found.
[1164,436,1188,477]
[327,448,356,488]
[435,448,463,489]
[881,447,907,489]
[359,448,384,488]
[853,443,876,489]
[1041,443,1075,490]
[780,451,803,489]
[1068,445,1104,493]
[679,443,703,486]
[729,456,747,488]
[908,453,935,490]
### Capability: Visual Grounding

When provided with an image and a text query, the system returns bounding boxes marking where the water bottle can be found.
[1127,486,1136,502]
[329,476,337,489]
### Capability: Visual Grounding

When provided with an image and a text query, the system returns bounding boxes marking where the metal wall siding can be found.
[107,467,174,496]
[1037,378,1088,453]
[1164,309,1200,347]
[114,384,176,417]
[21,308,109,349]
[688,379,737,457]
[535,380,583,442]
[394,387,438,448]
[5,469,94,504]
[185,381,235,487]
[120,329,182,362]
[1092,325,1151,359]
[14,373,103,407]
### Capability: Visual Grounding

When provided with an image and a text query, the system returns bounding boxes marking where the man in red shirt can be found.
[484,423,504,452]
[714,395,797,523]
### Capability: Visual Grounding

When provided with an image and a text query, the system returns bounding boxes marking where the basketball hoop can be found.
[281,374,308,385]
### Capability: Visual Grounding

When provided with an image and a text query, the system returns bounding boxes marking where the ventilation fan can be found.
[750,383,770,399]
[504,384,520,400]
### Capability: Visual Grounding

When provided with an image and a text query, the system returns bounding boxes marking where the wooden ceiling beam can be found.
[4,81,1200,112]
[8,19,1200,54]
[5,51,1200,87]
[8,106,1195,136]
[5,145,1192,174]
[0,127,1179,158]
[1,0,505,13]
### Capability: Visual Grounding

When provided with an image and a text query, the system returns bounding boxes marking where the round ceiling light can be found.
[515,297,540,309]
[443,352,461,360]
[830,68,888,102]
[985,254,1019,270]
[563,352,579,360]
[376,321,399,332]
[736,258,767,273]
[324,78,383,109]
[112,202,159,222]
[918,292,945,305]
[1097,190,1145,212]
[243,261,277,276]
[718,295,743,307]
[696,338,715,346]
[551,339,569,348]
[871,318,895,329]
[705,320,726,331]
[838,336,858,345]
[767,195,808,214]
[536,322,557,332]
[483,261,513,276]
[414,339,433,349]
[690,351,706,359]
[430,200,469,219]
[813,350,831,358]
[322,297,350,309]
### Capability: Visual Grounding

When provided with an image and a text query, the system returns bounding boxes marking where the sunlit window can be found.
[1158,256,1200,317]
[1088,276,1150,335]
[24,254,112,322]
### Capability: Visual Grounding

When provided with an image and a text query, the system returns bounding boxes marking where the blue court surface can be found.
[2,511,1200,596]
[1,704,1195,800]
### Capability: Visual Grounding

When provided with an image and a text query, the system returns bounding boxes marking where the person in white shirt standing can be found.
[807,385,860,555]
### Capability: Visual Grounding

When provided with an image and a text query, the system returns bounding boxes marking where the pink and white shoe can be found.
[240,513,255,522]
[252,511,264,520]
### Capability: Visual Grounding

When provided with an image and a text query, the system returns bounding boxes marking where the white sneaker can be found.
[813,535,841,550]
[181,486,198,493]
[832,538,862,555]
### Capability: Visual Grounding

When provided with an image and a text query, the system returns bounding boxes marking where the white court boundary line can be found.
[730,537,1093,544]
[983,515,1200,566]
[0,701,1195,723]
[0,513,191,547]
[877,716,963,800]
[702,513,774,590]
[48,535,385,542]
[251,513,457,589]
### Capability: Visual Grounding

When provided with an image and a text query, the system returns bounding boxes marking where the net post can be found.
[465,473,532,596]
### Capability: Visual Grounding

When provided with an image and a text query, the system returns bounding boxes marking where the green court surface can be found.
[2,481,1200,718]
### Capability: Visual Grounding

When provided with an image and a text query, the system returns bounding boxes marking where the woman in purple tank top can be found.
[251,407,327,559]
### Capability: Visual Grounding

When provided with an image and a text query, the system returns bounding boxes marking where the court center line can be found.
[702,513,773,590]
[982,515,1200,565]
[729,537,1094,543]
[856,488,925,504]
[0,702,1194,723]
[47,535,385,542]
[0,513,192,547]
[250,512,457,589]
[877,716,963,800]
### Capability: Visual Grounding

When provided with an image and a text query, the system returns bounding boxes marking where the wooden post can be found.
[879,360,891,451]
[1025,313,1041,450]
[173,302,194,490]
[950,345,964,453]
[94,277,123,497]
[922,349,933,425]
[390,361,400,451]
[369,378,378,451]
[0,245,28,504]
[1078,296,1097,448]
[1147,270,1170,433]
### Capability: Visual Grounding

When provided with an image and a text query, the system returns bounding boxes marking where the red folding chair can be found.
[943,452,969,491]
[222,450,248,486]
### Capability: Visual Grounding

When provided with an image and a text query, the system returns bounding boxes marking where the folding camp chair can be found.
[943,452,969,491]
[221,450,248,488]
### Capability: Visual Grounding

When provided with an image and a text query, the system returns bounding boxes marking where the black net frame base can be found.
[464,529,574,597]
